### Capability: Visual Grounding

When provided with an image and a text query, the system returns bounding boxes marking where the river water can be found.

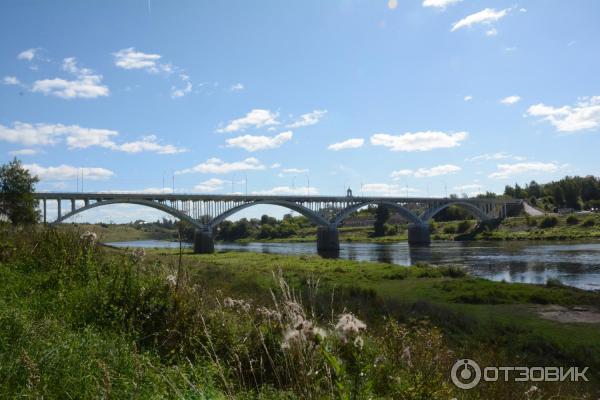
[106,239,600,291]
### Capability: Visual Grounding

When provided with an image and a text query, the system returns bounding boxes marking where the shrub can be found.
[525,216,538,227]
[582,218,596,227]
[456,220,472,234]
[566,215,579,225]
[539,216,559,228]
[443,225,456,234]
[546,277,564,288]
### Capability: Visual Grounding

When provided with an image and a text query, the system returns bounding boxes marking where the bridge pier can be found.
[317,226,340,252]
[193,228,214,254]
[408,223,431,245]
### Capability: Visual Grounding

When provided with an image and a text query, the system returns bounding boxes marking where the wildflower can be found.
[401,346,412,367]
[80,231,97,244]
[256,306,281,320]
[281,318,326,350]
[335,313,367,344]
[166,274,177,287]
[131,248,146,263]
[353,336,364,349]
[223,297,252,312]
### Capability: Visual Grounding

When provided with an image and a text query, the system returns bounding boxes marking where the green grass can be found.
[1,226,599,398]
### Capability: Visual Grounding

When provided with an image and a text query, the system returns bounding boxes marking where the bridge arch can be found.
[331,200,423,227]
[208,199,330,230]
[52,198,205,229]
[421,201,490,222]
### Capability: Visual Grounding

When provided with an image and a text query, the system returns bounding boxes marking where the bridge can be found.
[34,192,522,253]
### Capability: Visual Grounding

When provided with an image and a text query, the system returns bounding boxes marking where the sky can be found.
[1,0,599,223]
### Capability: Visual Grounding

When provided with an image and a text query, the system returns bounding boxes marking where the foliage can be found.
[539,216,559,229]
[0,158,39,225]
[566,215,580,225]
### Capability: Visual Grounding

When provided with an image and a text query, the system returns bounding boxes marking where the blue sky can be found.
[1,0,599,222]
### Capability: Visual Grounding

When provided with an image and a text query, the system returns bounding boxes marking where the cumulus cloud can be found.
[451,8,509,32]
[225,131,293,152]
[194,178,226,193]
[2,76,20,86]
[488,162,564,179]
[217,109,279,133]
[8,148,38,156]
[423,0,462,9]
[526,96,600,133]
[113,48,164,72]
[391,164,461,179]
[464,95,473,101]
[286,110,327,128]
[171,74,192,98]
[0,122,185,154]
[370,131,468,152]
[252,186,319,196]
[17,48,38,61]
[176,157,265,175]
[500,95,521,105]
[230,83,244,91]
[24,164,114,181]
[328,138,364,151]
[31,57,109,99]
[361,183,419,196]
[466,152,525,162]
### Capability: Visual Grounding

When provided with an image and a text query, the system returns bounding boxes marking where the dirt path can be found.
[536,305,600,324]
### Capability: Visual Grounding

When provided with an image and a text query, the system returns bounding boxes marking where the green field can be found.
[1,225,599,398]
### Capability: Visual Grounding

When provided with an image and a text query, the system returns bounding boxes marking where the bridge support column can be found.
[317,226,340,252]
[193,228,214,254]
[408,223,431,246]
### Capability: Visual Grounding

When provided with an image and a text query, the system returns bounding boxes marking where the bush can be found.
[566,215,579,225]
[456,220,472,234]
[582,218,596,227]
[525,216,538,227]
[546,277,564,288]
[443,225,456,234]
[539,216,559,228]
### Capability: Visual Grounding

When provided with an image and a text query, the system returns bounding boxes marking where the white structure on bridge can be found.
[34,192,522,253]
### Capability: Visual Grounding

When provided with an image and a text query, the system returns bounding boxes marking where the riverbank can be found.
[1,226,598,398]
[72,212,600,244]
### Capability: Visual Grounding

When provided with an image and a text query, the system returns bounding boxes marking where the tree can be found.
[373,205,390,237]
[0,158,40,225]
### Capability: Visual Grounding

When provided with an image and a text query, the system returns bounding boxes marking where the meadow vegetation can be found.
[1,225,599,398]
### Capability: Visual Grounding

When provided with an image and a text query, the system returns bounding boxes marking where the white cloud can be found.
[370,130,468,152]
[488,162,564,179]
[217,109,279,133]
[252,186,319,196]
[362,183,419,196]
[171,74,192,98]
[8,148,39,156]
[230,83,244,91]
[3,76,20,86]
[113,48,163,72]
[423,0,462,8]
[486,28,498,36]
[466,152,525,162]
[31,57,109,99]
[500,95,521,105]
[281,168,309,174]
[225,131,293,152]
[270,163,281,169]
[176,157,265,175]
[390,164,461,179]
[24,164,114,181]
[17,48,37,61]
[451,8,509,32]
[526,96,600,133]
[390,169,413,179]
[194,178,226,193]
[286,110,327,128]
[0,122,185,154]
[464,95,473,101]
[327,138,364,151]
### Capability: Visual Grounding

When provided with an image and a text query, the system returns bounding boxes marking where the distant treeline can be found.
[503,175,600,211]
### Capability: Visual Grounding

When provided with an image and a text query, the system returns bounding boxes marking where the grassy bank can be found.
[1,225,599,398]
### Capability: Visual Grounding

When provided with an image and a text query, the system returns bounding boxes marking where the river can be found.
[106,239,600,291]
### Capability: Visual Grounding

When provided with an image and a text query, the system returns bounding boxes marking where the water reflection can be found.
[106,239,600,291]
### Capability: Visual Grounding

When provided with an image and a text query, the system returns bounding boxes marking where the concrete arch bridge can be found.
[34,193,522,253]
